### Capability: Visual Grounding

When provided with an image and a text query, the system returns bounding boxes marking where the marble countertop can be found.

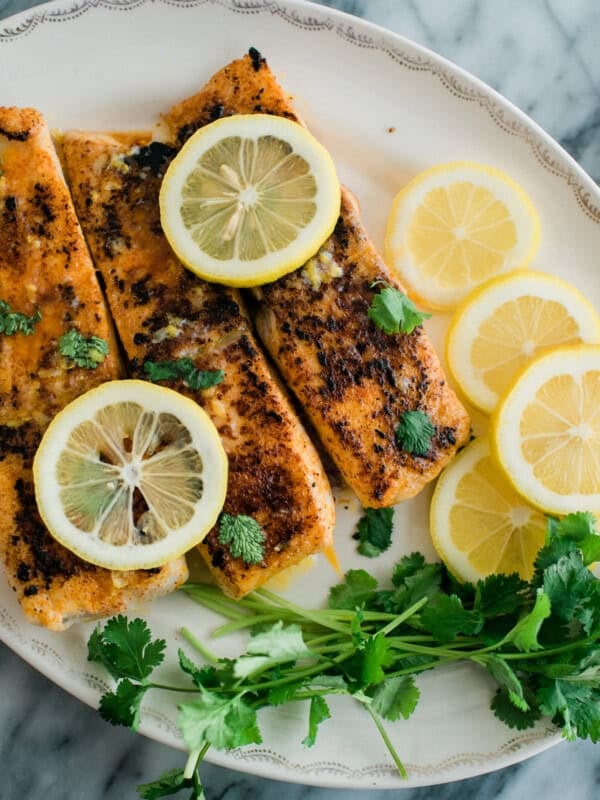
[1,1,600,798]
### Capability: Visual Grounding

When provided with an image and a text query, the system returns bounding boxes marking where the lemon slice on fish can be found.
[159,114,341,287]
[33,380,227,570]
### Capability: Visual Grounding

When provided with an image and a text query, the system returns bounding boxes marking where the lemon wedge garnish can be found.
[430,438,547,582]
[159,114,341,287]
[33,380,228,570]
[492,345,600,515]
[446,270,600,413]
[385,161,540,310]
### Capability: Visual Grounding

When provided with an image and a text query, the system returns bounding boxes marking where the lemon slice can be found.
[159,114,341,287]
[385,162,540,310]
[430,438,547,582]
[33,380,228,570]
[492,345,600,515]
[447,270,600,413]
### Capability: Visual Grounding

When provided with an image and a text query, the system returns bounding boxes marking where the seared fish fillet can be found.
[61,131,335,598]
[163,51,471,507]
[0,108,187,630]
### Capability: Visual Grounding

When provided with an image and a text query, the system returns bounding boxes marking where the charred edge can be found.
[248,46,266,71]
[125,142,177,177]
[13,478,97,589]
[0,424,41,464]
[0,127,30,142]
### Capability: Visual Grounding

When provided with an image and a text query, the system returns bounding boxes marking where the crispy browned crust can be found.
[61,131,335,598]
[165,47,300,149]
[0,109,188,629]
[162,51,471,507]
[0,108,121,426]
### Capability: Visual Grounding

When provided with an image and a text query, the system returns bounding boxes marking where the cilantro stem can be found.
[252,588,350,634]
[148,683,199,693]
[230,653,355,694]
[184,587,251,621]
[181,627,219,665]
[377,597,429,636]
[365,706,407,779]
[183,742,210,780]
[213,611,310,637]
[500,635,599,660]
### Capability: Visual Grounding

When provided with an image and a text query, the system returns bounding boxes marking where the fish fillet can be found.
[61,130,335,598]
[163,50,471,507]
[0,108,187,630]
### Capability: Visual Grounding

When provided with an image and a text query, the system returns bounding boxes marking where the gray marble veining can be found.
[1,1,600,798]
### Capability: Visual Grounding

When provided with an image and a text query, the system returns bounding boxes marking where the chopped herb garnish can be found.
[217,513,265,565]
[89,510,600,797]
[59,330,109,369]
[395,410,435,456]
[368,283,431,335]
[355,507,394,558]
[0,300,41,336]
[143,358,224,391]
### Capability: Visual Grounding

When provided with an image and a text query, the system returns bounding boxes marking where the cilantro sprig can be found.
[59,329,109,369]
[355,507,394,557]
[218,513,265,565]
[143,358,224,391]
[395,410,436,456]
[368,283,431,335]
[89,511,600,798]
[0,300,41,336]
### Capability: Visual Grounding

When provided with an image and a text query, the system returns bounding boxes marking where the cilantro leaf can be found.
[99,679,148,730]
[549,512,600,559]
[137,768,189,799]
[484,655,528,711]
[541,512,600,568]
[234,622,312,678]
[328,570,378,610]
[503,590,551,652]
[0,300,41,336]
[395,410,436,456]
[491,686,542,730]
[346,633,393,686]
[402,563,444,605]
[177,649,217,689]
[543,552,600,633]
[537,680,600,741]
[392,552,426,586]
[267,680,307,706]
[368,285,431,335]
[369,675,420,721]
[420,595,483,642]
[356,507,394,558]
[553,512,597,540]
[88,616,166,681]
[218,513,265,565]
[475,573,528,617]
[302,696,331,747]
[178,690,262,751]
[58,329,109,369]
[143,358,224,391]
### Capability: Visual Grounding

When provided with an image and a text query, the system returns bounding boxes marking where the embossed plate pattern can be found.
[2,0,598,788]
